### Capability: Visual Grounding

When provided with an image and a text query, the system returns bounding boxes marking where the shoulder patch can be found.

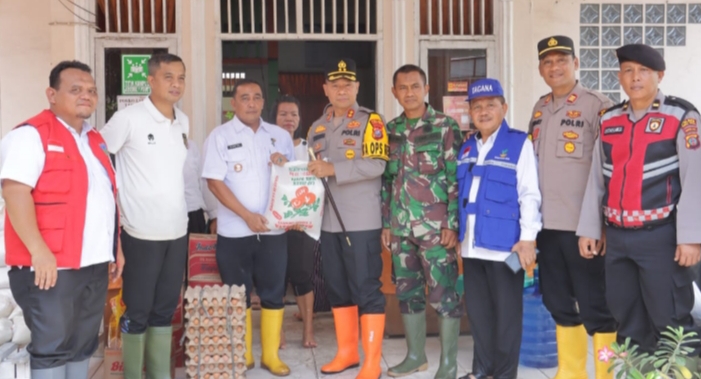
[362,113,389,160]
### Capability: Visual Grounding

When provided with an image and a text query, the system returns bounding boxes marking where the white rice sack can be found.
[0,295,13,319]
[692,282,701,326]
[11,315,30,345]
[8,303,21,320]
[263,161,325,240]
[0,319,13,345]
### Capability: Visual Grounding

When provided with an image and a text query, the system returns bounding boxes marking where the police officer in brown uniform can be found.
[578,44,701,370]
[306,58,388,379]
[528,36,617,379]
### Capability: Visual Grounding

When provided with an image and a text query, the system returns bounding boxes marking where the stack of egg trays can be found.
[184,285,247,379]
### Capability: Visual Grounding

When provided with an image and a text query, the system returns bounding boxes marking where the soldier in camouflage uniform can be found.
[381,65,462,379]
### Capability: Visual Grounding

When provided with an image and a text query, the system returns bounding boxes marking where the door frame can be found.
[94,37,178,128]
[419,39,499,87]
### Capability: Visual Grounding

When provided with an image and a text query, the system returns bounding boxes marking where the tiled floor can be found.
[89,306,596,379]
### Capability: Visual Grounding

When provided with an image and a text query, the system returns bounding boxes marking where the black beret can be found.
[537,36,575,58]
[616,44,666,71]
[325,58,357,81]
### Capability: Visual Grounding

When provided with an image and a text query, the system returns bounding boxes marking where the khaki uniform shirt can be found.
[307,103,388,233]
[528,82,613,231]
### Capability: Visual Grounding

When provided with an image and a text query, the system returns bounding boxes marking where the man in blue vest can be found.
[457,78,542,379]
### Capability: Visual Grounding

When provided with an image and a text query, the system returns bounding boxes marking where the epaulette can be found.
[665,96,699,113]
[539,93,550,99]
[602,101,626,116]
[358,106,374,114]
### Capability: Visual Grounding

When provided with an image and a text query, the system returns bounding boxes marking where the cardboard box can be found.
[188,234,222,286]
[103,348,176,379]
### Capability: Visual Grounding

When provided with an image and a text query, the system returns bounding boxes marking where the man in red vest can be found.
[1,61,123,379]
[578,44,701,371]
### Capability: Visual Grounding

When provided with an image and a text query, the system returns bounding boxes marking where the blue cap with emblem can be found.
[466,78,504,102]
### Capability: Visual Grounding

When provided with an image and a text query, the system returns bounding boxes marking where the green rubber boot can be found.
[122,333,146,379]
[145,326,172,379]
[435,316,460,379]
[387,312,428,377]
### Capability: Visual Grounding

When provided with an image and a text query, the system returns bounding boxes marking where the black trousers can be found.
[9,263,109,369]
[216,234,287,309]
[321,229,385,315]
[463,258,524,379]
[187,209,207,234]
[287,231,316,296]
[120,231,188,334]
[537,229,616,333]
[605,223,701,355]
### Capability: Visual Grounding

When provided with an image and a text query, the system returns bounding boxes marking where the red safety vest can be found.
[600,97,694,228]
[4,110,118,269]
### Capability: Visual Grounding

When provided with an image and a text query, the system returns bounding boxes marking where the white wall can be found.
[0,0,52,137]
[513,0,701,126]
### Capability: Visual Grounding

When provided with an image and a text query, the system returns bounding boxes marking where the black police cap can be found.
[616,44,666,71]
[326,58,357,82]
[537,36,575,58]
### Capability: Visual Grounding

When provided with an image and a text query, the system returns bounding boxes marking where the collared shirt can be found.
[382,104,462,237]
[201,116,295,238]
[184,140,218,219]
[460,127,542,261]
[306,103,387,233]
[529,82,613,232]
[0,118,115,268]
[100,96,190,241]
[577,90,701,244]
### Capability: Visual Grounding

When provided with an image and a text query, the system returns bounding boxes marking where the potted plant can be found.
[598,326,700,379]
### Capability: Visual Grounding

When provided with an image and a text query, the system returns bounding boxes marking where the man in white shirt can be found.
[456,78,542,379]
[1,61,123,379]
[100,53,189,379]
[202,79,294,376]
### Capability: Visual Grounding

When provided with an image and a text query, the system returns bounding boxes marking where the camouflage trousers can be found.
[391,232,462,318]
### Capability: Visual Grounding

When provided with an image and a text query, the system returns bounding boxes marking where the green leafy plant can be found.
[598,326,701,379]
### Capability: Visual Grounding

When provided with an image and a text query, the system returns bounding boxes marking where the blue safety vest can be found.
[457,121,526,252]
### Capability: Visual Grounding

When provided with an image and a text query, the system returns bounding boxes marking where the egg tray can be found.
[184,285,247,379]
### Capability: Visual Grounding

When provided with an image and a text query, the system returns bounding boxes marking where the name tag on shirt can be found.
[47,144,65,153]
[227,143,242,150]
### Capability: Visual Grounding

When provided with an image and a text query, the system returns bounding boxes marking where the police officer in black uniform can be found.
[578,44,701,371]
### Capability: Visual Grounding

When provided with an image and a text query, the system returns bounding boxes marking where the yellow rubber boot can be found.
[554,325,588,379]
[593,332,617,379]
[357,314,385,379]
[321,306,360,374]
[245,308,254,369]
[260,308,290,376]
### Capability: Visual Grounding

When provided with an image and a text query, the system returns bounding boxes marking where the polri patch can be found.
[567,110,581,119]
[645,118,664,134]
[563,131,579,140]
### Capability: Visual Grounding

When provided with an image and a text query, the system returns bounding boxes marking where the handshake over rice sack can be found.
[264,161,325,240]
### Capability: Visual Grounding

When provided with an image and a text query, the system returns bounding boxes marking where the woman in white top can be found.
[272,96,318,348]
